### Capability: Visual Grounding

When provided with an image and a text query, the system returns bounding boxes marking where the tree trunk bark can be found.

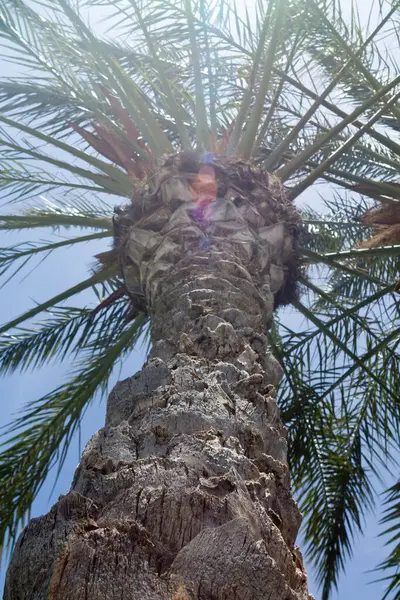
[4,157,312,600]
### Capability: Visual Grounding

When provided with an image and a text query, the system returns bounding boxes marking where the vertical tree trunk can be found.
[5,157,312,600]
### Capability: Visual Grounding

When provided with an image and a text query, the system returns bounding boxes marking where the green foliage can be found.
[273,277,400,597]
[375,482,400,600]
[0,311,148,559]
[0,0,399,598]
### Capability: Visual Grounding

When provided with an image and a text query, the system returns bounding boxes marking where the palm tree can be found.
[0,0,399,598]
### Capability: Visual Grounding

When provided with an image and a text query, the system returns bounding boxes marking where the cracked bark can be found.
[4,155,312,600]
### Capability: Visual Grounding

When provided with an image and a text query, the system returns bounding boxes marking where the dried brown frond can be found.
[353,180,400,249]
[359,202,400,226]
[352,181,400,199]
[69,121,121,164]
[210,122,234,154]
[357,224,400,249]
[99,85,153,155]
[94,249,119,267]
[89,285,127,318]
[93,124,146,178]
[71,120,151,180]
[351,182,400,215]
[70,86,157,181]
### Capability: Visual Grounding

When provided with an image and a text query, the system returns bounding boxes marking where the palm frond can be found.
[273,276,400,599]
[0,162,109,205]
[0,313,148,558]
[375,482,400,600]
[0,265,117,335]
[0,275,133,375]
[0,134,130,196]
[0,197,113,232]
[274,185,400,597]
[300,0,400,126]
[0,114,134,185]
[184,0,209,149]
[0,231,112,285]
[238,0,287,159]
[289,80,400,198]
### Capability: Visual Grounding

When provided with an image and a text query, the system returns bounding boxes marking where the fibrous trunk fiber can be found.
[5,155,311,600]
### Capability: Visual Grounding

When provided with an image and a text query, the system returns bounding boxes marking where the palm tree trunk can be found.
[4,156,312,600]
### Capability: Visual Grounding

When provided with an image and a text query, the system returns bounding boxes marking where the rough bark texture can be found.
[4,155,311,600]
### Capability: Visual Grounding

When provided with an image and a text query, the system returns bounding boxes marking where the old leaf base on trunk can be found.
[5,155,312,600]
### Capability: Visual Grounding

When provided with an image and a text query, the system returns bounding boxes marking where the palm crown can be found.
[0,0,399,598]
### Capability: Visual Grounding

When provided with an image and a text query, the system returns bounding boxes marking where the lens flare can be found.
[191,165,218,227]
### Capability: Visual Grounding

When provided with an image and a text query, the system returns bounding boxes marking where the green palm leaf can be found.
[0,313,148,558]
[0,164,109,204]
[0,265,117,335]
[375,482,400,600]
[0,231,111,285]
[0,199,113,231]
[0,292,132,375]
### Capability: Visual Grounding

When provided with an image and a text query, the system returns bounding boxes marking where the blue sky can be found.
[0,1,397,598]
